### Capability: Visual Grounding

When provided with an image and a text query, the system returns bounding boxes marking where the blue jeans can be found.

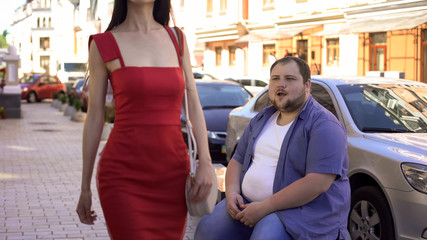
[194,199,292,240]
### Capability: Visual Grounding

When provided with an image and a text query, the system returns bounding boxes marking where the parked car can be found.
[77,79,113,114]
[193,71,220,80]
[225,76,427,240]
[182,79,252,165]
[70,78,85,94]
[225,76,269,96]
[19,74,66,103]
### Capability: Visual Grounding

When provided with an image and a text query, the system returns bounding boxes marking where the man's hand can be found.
[226,192,245,220]
[236,201,271,227]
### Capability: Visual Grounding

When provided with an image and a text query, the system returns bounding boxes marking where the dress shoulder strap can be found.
[88,32,125,67]
[164,26,183,67]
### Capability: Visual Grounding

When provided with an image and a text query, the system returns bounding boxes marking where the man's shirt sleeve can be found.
[306,118,348,178]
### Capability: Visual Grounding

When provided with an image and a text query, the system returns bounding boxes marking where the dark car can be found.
[78,79,114,117]
[182,79,252,165]
[19,74,66,103]
[70,78,85,94]
[193,72,220,80]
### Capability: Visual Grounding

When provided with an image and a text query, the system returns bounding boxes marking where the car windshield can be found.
[73,80,84,89]
[338,84,427,133]
[19,75,40,84]
[197,84,252,109]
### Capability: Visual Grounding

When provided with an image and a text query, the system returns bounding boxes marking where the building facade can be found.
[8,0,113,81]
[8,0,427,83]
[193,0,427,82]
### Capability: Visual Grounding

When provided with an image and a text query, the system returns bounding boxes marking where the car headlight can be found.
[23,87,28,92]
[401,163,427,194]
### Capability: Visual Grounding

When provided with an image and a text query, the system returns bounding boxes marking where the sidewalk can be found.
[0,102,201,240]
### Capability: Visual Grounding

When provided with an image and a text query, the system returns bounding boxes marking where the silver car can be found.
[225,76,427,240]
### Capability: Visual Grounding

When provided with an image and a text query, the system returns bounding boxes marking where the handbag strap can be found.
[173,26,198,175]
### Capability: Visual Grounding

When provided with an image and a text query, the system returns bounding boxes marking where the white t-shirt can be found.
[242,111,293,202]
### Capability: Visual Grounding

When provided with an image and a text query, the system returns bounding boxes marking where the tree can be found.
[0,30,9,48]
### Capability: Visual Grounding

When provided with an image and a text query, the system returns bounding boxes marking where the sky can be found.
[0,0,27,33]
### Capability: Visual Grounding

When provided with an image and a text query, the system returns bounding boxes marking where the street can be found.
[0,101,201,240]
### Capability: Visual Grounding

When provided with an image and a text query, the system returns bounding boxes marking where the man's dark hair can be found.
[270,56,311,83]
[106,0,171,31]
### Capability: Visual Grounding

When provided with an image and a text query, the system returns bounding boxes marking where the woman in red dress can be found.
[76,0,214,239]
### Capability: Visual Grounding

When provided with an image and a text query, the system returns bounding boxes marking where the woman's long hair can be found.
[106,0,171,31]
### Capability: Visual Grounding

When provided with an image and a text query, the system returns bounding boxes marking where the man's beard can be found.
[271,90,307,114]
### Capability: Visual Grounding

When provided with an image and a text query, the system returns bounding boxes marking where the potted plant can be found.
[59,95,68,112]
[71,98,86,122]
[0,106,6,119]
[73,97,82,111]
[64,94,76,116]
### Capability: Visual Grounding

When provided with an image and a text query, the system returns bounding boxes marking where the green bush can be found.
[68,94,75,106]
[104,104,115,123]
[60,95,67,104]
[73,98,82,111]
[52,92,58,100]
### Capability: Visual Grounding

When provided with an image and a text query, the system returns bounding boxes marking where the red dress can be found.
[89,26,190,239]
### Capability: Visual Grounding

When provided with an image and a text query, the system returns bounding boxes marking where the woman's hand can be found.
[226,192,244,220]
[188,160,214,202]
[76,190,97,225]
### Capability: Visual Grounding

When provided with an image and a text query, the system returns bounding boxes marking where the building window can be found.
[370,33,387,71]
[296,0,308,3]
[229,46,236,66]
[296,40,308,62]
[220,0,227,14]
[263,44,276,67]
[37,18,40,28]
[40,37,50,50]
[48,17,51,27]
[263,0,274,10]
[327,38,339,66]
[215,47,222,66]
[207,0,213,16]
[422,29,427,83]
[40,56,50,72]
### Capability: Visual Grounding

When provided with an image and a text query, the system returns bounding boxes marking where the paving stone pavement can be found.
[0,101,201,240]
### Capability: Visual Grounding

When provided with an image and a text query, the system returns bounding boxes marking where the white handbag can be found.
[172,26,218,216]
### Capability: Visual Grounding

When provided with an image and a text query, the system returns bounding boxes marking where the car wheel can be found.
[27,92,37,103]
[348,186,395,240]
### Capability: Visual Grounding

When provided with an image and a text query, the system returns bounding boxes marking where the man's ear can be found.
[305,78,311,93]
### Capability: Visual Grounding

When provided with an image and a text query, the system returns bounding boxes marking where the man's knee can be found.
[195,199,251,240]
[250,213,291,240]
[194,215,215,240]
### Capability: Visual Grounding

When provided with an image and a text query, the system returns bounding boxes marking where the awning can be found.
[346,9,427,33]
[235,25,320,43]
[312,23,350,36]
[312,9,427,36]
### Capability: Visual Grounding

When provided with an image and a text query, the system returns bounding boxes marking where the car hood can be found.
[366,133,427,161]
[203,108,234,132]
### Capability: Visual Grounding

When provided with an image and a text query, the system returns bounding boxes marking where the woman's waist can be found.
[114,110,182,126]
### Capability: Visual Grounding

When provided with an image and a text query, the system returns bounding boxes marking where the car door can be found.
[36,76,50,98]
[47,76,60,98]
